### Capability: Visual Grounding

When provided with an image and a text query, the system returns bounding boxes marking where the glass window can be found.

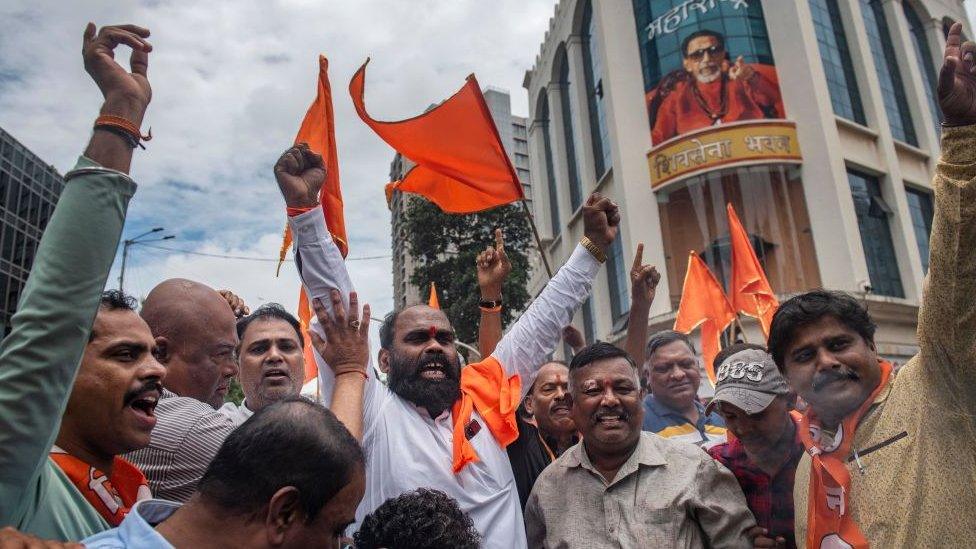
[861,0,917,145]
[607,236,630,321]
[847,170,904,297]
[903,2,941,134]
[539,95,561,236]
[582,1,612,178]
[808,0,866,123]
[557,50,584,212]
[657,165,821,308]
[905,186,934,272]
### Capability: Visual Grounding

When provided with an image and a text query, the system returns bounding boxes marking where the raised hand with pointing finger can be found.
[939,22,976,126]
[477,228,511,302]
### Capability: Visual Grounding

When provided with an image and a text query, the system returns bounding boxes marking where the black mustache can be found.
[124,380,163,406]
[812,369,858,392]
[592,408,628,422]
[414,355,457,379]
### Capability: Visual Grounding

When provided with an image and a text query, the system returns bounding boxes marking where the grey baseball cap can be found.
[706,348,791,415]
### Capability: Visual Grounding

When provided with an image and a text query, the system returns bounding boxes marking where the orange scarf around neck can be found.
[50,447,152,526]
[450,356,521,473]
[797,360,893,549]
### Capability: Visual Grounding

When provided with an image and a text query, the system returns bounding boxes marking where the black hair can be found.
[353,488,481,549]
[645,330,696,359]
[569,341,636,372]
[681,29,725,57]
[379,310,399,350]
[236,302,304,347]
[767,289,876,370]
[196,397,363,523]
[712,342,767,372]
[99,289,138,311]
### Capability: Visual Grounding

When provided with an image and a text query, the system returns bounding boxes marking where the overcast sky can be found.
[0,0,558,345]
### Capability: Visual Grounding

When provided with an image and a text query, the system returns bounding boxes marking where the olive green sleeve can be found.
[0,156,135,524]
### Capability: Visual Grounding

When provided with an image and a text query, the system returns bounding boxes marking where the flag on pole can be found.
[727,204,779,338]
[673,252,737,384]
[275,56,347,384]
[349,59,524,213]
[428,282,441,309]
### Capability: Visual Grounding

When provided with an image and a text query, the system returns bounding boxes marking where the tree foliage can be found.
[402,196,533,349]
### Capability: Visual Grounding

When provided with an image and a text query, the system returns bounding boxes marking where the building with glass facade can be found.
[0,127,65,337]
[523,0,966,363]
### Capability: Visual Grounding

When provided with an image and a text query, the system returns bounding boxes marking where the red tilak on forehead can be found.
[429,325,437,338]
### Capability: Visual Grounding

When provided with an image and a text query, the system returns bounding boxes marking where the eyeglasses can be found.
[686,45,724,61]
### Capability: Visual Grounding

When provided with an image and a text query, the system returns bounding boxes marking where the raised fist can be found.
[582,192,620,253]
[274,143,326,208]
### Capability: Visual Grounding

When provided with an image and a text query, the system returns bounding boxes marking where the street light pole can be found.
[118,227,175,291]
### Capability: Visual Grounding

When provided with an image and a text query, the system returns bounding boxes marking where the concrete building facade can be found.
[0,127,65,337]
[390,88,533,310]
[523,0,969,364]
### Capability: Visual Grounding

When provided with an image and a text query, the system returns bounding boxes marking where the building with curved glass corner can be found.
[523,0,967,365]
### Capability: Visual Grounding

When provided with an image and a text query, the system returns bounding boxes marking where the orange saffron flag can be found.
[349,59,524,213]
[673,252,736,384]
[727,204,779,338]
[276,56,348,384]
[428,282,440,309]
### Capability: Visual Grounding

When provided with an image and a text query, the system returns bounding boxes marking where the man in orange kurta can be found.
[650,29,784,145]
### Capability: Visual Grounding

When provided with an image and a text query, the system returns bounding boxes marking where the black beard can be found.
[388,351,461,417]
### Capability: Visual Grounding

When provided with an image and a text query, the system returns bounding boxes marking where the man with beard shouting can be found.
[274,144,617,549]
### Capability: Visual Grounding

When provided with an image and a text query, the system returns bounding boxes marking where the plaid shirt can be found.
[707,417,804,549]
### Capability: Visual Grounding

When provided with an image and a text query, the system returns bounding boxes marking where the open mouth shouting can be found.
[124,384,161,430]
[262,367,292,384]
[550,402,571,418]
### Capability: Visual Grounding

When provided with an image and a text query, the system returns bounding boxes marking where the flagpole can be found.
[733,314,749,344]
[520,199,553,279]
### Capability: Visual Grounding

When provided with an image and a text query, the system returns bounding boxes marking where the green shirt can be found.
[0,156,135,540]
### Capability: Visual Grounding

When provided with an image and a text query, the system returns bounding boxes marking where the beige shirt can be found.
[794,126,976,547]
[524,432,755,548]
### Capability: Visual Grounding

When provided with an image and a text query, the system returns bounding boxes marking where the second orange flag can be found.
[673,252,737,384]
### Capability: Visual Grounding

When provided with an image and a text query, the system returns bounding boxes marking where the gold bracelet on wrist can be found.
[580,236,606,263]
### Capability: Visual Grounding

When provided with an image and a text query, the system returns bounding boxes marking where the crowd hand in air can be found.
[274,143,325,208]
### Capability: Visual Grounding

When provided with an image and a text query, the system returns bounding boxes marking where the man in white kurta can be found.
[289,196,616,549]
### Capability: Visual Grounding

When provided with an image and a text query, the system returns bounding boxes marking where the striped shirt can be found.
[641,394,726,448]
[124,390,237,503]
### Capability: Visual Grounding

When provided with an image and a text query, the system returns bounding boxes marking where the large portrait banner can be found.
[632,0,802,188]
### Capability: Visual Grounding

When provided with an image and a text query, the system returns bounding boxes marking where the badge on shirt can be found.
[464,419,482,440]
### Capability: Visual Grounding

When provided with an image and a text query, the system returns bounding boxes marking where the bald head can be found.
[142,279,239,407]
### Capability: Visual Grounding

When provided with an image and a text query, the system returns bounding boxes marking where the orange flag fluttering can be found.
[727,204,779,338]
[673,252,737,384]
[275,56,348,384]
[428,282,440,309]
[349,59,525,213]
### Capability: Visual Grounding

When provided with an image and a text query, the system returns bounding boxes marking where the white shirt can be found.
[217,400,254,427]
[290,207,601,549]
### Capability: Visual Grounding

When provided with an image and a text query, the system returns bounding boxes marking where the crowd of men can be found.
[0,18,974,549]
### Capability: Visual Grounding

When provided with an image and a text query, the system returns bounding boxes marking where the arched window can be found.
[556,48,584,212]
[903,2,941,133]
[538,94,561,236]
[581,2,611,179]
[809,0,866,124]
[861,0,917,145]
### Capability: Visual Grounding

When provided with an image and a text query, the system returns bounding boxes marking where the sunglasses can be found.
[686,45,724,61]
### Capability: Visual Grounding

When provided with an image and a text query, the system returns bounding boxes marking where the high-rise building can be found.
[389,88,533,310]
[0,127,65,336]
[523,0,966,363]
